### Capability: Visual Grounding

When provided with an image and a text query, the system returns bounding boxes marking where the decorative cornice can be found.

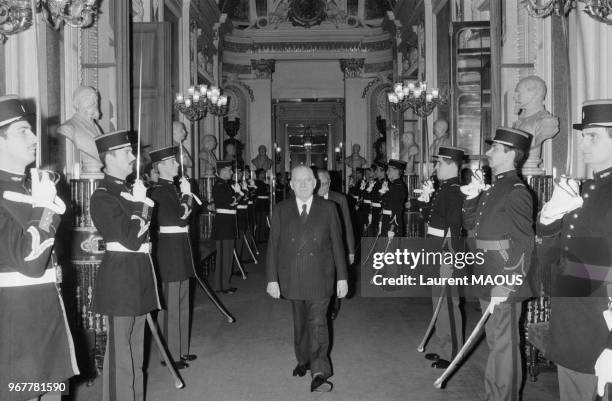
[222,62,252,75]
[222,80,255,102]
[340,58,365,78]
[250,59,276,78]
[362,76,393,98]
[364,60,394,74]
[224,38,391,54]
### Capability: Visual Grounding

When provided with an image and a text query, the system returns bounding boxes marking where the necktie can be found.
[300,203,308,223]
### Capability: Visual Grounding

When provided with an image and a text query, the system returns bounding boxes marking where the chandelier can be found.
[521,0,612,24]
[174,85,230,121]
[386,81,447,117]
[0,0,98,42]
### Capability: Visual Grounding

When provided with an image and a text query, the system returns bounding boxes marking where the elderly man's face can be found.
[291,167,316,201]
[317,172,330,196]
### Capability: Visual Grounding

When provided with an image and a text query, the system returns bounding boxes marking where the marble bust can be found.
[400,131,419,174]
[173,121,193,170]
[429,119,451,157]
[251,145,273,170]
[56,86,103,178]
[344,144,367,170]
[199,134,218,177]
[512,76,559,176]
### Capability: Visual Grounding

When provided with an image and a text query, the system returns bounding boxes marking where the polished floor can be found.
[70,244,559,401]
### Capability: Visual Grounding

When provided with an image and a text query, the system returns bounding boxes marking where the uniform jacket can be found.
[266,196,348,300]
[322,191,355,255]
[0,169,78,401]
[211,178,237,240]
[90,174,160,316]
[254,179,270,212]
[538,166,612,373]
[381,177,408,236]
[150,178,194,283]
[462,170,534,299]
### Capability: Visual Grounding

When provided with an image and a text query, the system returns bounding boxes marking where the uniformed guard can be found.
[254,168,270,242]
[91,130,160,401]
[233,165,250,261]
[381,159,408,237]
[357,166,373,236]
[462,127,534,401]
[149,146,197,369]
[0,96,79,401]
[347,167,363,212]
[367,162,387,236]
[211,160,238,294]
[538,99,612,400]
[415,146,465,369]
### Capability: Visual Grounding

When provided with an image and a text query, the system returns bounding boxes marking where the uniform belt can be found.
[382,209,392,215]
[563,260,612,282]
[0,267,56,287]
[247,201,253,205]
[159,226,189,234]
[371,202,382,208]
[352,195,359,199]
[237,205,248,210]
[475,239,510,251]
[363,199,371,204]
[427,226,446,237]
[216,208,236,215]
[106,242,151,253]
[257,196,269,199]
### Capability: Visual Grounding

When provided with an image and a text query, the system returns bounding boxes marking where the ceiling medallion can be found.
[288,0,326,28]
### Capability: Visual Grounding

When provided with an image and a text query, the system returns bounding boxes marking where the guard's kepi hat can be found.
[573,99,612,130]
[0,95,29,129]
[150,146,178,163]
[216,160,234,170]
[485,127,532,151]
[433,146,465,162]
[95,130,132,154]
[387,159,407,171]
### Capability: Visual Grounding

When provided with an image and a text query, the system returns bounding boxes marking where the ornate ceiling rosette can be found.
[288,0,326,28]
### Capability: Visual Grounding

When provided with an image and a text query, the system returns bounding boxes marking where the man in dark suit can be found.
[266,165,348,393]
[317,168,354,320]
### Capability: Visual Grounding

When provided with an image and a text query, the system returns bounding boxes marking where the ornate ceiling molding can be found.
[361,75,393,99]
[222,80,255,102]
[224,38,391,54]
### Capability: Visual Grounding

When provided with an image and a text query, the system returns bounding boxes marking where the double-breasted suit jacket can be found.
[266,197,348,300]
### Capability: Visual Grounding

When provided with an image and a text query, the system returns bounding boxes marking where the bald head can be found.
[290,165,316,201]
[517,76,547,100]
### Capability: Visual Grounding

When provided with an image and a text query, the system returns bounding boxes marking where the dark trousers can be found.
[102,315,146,401]
[255,210,268,242]
[158,280,190,360]
[479,300,522,401]
[291,299,332,378]
[212,239,234,291]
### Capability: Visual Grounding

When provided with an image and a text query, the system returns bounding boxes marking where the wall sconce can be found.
[275,145,282,164]
[335,146,342,163]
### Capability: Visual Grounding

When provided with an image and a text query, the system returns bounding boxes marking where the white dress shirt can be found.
[295,196,314,215]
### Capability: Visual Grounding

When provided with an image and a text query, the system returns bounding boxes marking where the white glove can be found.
[387,230,395,239]
[368,213,372,225]
[31,168,57,206]
[366,181,375,193]
[539,176,583,225]
[337,280,348,298]
[414,179,434,203]
[487,296,508,313]
[132,179,148,203]
[231,182,244,196]
[179,177,191,195]
[595,348,612,396]
[379,181,389,194]
[360,180,366,191]
[248,178,257,188]
[460,169,490,200]
[348,253,355,265]
[266,281,280,299]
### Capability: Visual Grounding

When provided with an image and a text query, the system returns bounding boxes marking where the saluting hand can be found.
[539,176,582,225]
[267,281,280,299]
[179,177,191,195]
[337,280,348,298]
